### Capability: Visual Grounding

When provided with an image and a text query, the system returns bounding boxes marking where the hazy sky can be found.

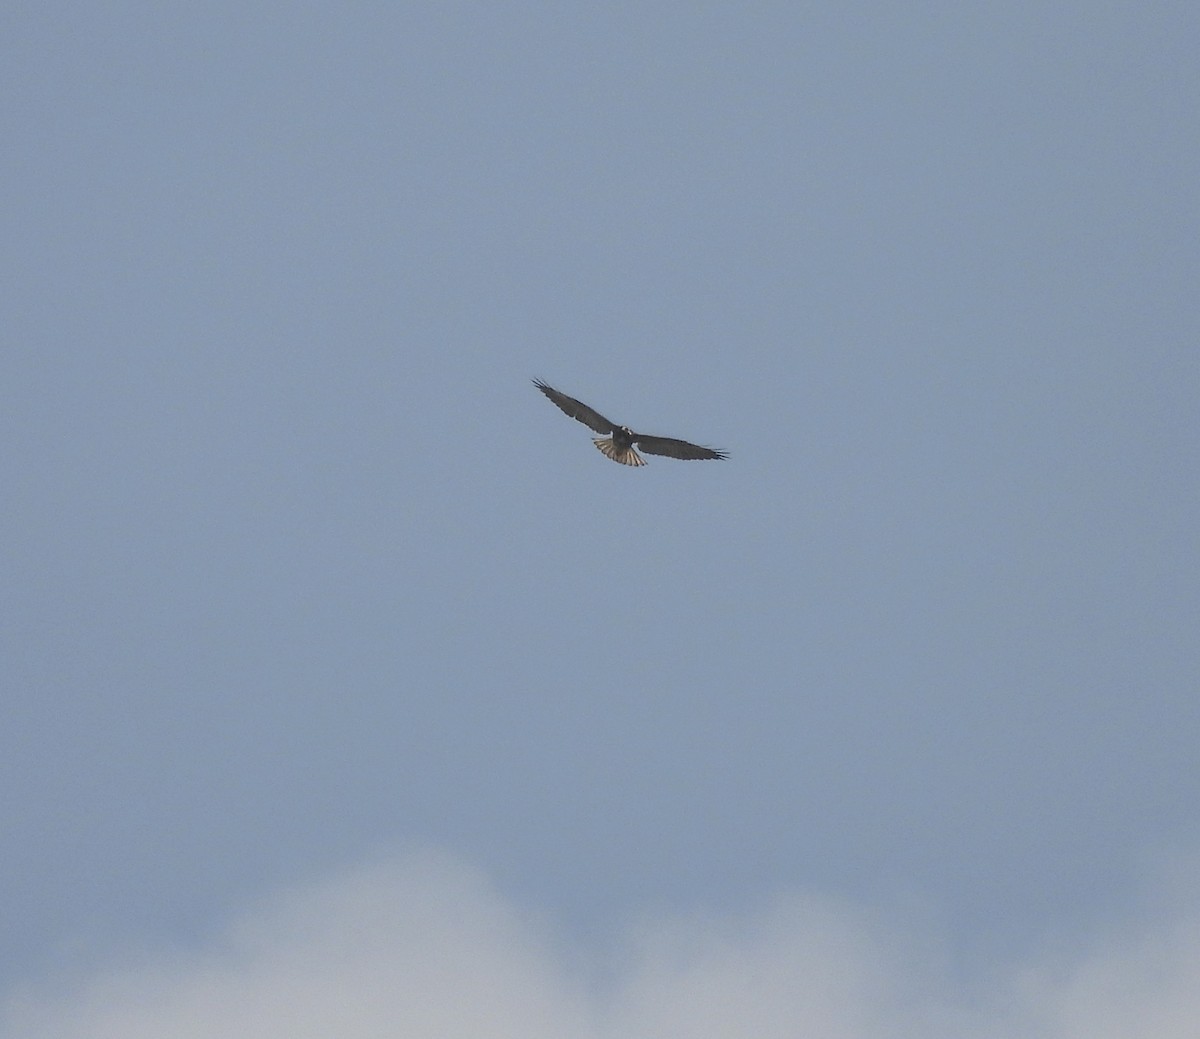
[3,4,1198,1035]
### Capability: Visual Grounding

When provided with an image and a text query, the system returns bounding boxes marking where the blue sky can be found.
[3,4,1198,1034]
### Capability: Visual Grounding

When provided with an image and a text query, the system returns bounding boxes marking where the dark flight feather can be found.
[532,379,615,435]
[631,434,728,461]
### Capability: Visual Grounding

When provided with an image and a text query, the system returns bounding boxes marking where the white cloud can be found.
[982,859,1200,1039]
[4,848,1199,1039]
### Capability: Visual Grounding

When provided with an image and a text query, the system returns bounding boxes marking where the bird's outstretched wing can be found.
[533,380,615,435]
[632,434,728,461]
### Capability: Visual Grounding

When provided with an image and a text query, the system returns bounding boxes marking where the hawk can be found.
[534,379,728,467]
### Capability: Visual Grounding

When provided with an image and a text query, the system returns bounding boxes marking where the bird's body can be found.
[533,380,727,466]
[594,424,645,466]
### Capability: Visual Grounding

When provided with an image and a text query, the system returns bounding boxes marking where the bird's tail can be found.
[594,438,646,466]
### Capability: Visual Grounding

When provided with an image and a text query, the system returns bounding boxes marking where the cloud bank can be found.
[4,849,1198,1039]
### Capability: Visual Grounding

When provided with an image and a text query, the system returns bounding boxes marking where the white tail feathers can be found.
[593,437,646,466]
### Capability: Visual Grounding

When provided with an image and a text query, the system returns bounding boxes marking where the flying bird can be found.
[533,379,728,466]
